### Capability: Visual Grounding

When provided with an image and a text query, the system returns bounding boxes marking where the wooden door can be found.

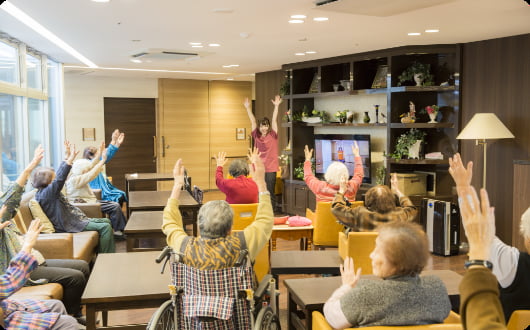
[104,97,157,191]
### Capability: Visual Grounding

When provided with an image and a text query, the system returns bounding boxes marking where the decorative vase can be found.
[408,140,422,159]
[428,112,438,123]
[374,105,379,123]
[413,73,424,86]
[363,112,370,123]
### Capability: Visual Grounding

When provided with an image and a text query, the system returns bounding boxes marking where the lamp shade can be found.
[457,113,515,140]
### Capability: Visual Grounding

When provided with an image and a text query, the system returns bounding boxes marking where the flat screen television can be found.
[314,134,371,184]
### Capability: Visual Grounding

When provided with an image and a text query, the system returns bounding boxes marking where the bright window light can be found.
[1,2,98,67]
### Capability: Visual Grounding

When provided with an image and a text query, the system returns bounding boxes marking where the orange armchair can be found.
[312,311,462,330]
[230,203,259,231]
[507,310,530,330]
[338,231,378,274]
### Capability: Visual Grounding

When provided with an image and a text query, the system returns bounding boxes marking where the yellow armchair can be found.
[312,311,462,330]
[338,231,378,274]
[507,310,530,330]
[230,203,259,231]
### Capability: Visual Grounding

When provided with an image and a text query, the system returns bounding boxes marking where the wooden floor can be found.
[93,190,468,329]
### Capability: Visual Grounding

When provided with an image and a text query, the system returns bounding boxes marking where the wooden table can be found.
[271,225,313,250]
[124,211,165,252]
[81,251,170,330]
[284,269,462,330]
[124,172,173,199]
[270,250,342,282]
[127,190,199,219]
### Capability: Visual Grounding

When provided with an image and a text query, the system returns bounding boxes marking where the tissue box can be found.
[395,173,427,196]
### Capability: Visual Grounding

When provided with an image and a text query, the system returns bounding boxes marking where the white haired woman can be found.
[303,143,363,202]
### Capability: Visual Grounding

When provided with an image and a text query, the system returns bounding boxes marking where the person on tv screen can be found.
[303,143,363,202]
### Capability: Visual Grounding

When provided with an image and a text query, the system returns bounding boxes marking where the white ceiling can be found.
[0,0,529,81]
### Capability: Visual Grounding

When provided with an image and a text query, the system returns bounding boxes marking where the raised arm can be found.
[162,158,187,251]
[244,97,257,131]
[449,153,473,191]
[270,95,282,133]
[15,144,44,187]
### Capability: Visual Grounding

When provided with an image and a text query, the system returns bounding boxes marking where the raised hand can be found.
[215,151,227,167]
[21,218,44,253]
[338,175,348,194]
[340,257,362,288]
[66,142,79,165]
[116,132,125,147]
[100,148,108,163]
[449,153,473,188]
[304,145,313,161]
[111,129,120,144]
[170,159,185,200]
[243,97,251,110]
[352,141,360,157]
[29,144,44,169]
[459,186,495,261]
[271,95,282,107]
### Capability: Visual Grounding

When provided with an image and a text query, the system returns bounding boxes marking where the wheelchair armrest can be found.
[254,274,274,299]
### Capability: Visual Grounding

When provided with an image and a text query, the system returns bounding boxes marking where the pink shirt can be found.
[251,128,279,173]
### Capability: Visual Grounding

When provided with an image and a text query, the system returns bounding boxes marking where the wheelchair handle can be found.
[156,246,172,263]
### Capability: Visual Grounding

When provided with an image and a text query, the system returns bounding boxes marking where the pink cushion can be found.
[274,216,289,225]
[287,215,312,227]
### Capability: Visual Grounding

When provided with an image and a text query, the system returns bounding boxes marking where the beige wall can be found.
[63,74,158,152]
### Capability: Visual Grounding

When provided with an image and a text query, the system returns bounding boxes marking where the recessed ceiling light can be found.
[130,58,142,63]
[192,45,204,48]
[189,42,202,46]
[208,43,221,47]
[289,19,304,24]
[295,53,306,56]
[305,51,316,54]
[131,39,141,42]
[313,17,329,22]
[408,32,421,36]
[291,14,307,19]
[92,0,110,2]
[222,64,239,68]
[227,78,234,80]
[425,29,439,33]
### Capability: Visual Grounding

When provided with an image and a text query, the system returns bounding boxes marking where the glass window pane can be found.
[28,98,46,153]
[26,53,42,90]
[0,40,19,85]
[47,59,62,169]
[1,94,22,189]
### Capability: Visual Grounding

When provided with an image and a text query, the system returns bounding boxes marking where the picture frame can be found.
[371,65,389,89]
[236,128,246,140]
[82,128,96,141]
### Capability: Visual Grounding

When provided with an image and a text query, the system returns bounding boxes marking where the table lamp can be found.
[456,113,514,189]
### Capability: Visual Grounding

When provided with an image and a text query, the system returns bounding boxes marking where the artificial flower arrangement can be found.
[335,110,348,122]
[422,105,439,115]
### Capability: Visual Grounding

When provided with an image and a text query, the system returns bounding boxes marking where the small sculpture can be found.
[400,101,416,123]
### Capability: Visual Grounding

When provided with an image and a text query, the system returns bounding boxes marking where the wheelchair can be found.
[147,246,280,330]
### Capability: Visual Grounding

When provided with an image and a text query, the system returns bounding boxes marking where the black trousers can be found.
[265,172,279,212]
[100,200,126,231]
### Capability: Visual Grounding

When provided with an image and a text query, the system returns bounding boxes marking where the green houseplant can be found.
[397,61,434,86]
[389,128,427,160]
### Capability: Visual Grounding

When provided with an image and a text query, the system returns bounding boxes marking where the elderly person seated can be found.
[450,153,530,321]
[0,218,78,329]
[32,141,115,253]
[83,129,127,206]
[162,148,272,269]
[303,143,363,202]
[331,172,417,232]
[67,141,126,238]
[214,151,258,204]
[323,221,451,329]
[1,145,89,325]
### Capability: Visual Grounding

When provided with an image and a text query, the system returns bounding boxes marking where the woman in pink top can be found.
[303,142,364,202]
[244,95,281,211]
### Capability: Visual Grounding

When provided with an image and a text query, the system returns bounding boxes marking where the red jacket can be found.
[215,166,258,204]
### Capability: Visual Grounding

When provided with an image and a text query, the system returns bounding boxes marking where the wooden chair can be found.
[312,311,463,330]
[507,310,530,330]
[307,201,363,249]
[338,231,378,274]
[229,203,259,231]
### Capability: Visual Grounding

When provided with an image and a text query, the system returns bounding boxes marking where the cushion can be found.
[287,215,312,227]
[274,216,288,225]
[28,199,55,233]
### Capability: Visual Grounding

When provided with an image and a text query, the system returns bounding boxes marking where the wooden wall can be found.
[460,33,530,243]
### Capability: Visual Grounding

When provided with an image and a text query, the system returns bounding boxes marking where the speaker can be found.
[420,198,460,256]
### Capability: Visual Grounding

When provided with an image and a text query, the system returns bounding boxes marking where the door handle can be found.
[162,136,166,157]
[153,136,157,158]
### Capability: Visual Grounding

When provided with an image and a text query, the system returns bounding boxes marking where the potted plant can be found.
[420,105,440,123]
[397,61,434,86]
[389,128,427,160]
[334,110,348,123]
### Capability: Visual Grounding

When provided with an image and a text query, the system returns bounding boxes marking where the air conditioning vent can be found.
[313,0,456,17]
[315,0,338,6]
[130,49,200,61]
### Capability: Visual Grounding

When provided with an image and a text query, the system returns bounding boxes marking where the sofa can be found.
[13,189,101,264]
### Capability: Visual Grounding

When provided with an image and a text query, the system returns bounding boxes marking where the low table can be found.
[124,211,165,252]
[127,190,199,219]
[81,251,170,330]
[270,250,342,282]
[271,225,313,250]
[284,269,462,330]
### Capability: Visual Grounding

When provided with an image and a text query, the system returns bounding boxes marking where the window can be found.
[26,53,43,90]
[0,94,22,190]
[0,40,19,85]
[47,59,63,169]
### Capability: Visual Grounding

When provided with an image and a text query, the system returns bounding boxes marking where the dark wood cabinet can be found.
[283,180,316,216]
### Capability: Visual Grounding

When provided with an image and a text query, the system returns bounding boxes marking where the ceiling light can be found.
[131,39,141,42]
[313,17,329,21]
[65,65,228,75]
[289,19,304,24]
[208,43,221,47]
[130,58,142,63]
[295,53,306,56]
[189,42,202,46]
[91,0,110,2]
[222,64,240,68]
[0,2,98,68]
[192,45,204,48]
[408,32,421,36]
[305,51,316,54]
[425,29,439,33]
[291,14,307,19]
[227,78,234,80]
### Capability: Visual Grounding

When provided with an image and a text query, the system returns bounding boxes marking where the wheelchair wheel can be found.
[253,306,280,330]
[147,300,175,330]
